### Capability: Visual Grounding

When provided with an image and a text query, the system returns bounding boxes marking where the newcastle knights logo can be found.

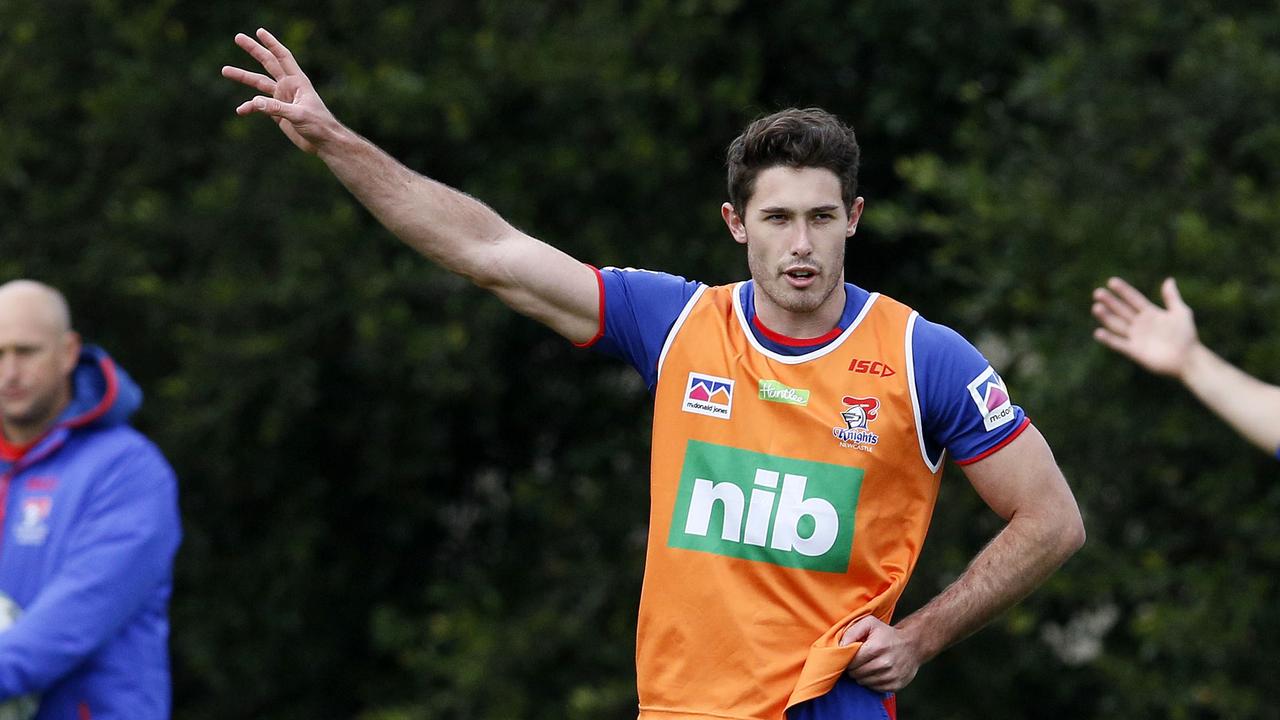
[833,396,881,450]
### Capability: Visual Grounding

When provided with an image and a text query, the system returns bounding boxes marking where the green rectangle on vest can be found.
[668,439,863,572]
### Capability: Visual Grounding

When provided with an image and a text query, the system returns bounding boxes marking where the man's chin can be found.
[774,288,827,315]
[1,409,49,436]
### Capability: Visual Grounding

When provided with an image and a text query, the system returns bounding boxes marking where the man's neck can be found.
[752,284,847,340]
[2,419,53,449]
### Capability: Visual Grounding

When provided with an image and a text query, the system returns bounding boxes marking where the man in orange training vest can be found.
[225,28,1084,720]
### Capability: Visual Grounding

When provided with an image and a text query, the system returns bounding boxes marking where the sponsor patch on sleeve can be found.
[966,366,1015,432]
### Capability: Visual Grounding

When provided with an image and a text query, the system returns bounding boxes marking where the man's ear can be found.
[846,196,865,237]
[59,331,82,376]
[722,202,748,245]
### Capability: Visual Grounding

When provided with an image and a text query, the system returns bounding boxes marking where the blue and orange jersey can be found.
[584,269,1030,720]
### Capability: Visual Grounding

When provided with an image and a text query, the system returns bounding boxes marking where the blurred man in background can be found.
[0,280,181,719]
[1093,276,1280,458]
[225,28,1084,719]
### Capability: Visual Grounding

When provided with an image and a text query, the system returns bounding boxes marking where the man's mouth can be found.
[783,267,819,286]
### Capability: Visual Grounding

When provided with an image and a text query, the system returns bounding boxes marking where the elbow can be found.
[1026,500,1085,564]
[1068,516,1087,556]
[1058,508,1086,559]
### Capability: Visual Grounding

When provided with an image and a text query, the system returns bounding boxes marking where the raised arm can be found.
[842,426,1084,691]
[1092,276,1280,455]
[221,28,600,344]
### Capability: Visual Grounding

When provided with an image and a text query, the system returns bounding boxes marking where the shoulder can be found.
[591,267,708,387]
[908,314,1029,463]
[599,266,703,301]
[67,426,176,481]
[909,313,986,364]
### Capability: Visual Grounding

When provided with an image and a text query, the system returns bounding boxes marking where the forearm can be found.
[316,124,521,285]
[311,125,600,341]
[895,511,1083,663]
[1180,343,1280,454]
[225,29,601,342]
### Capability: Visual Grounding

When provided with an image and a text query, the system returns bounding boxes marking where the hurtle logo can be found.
[669,440,862,572]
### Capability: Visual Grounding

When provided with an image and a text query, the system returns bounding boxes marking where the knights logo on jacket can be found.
[13,496,52,546]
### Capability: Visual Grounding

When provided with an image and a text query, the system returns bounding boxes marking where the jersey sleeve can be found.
[584,266,702,391]
[912,315,1030,466]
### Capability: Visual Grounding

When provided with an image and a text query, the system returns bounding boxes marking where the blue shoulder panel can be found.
[911,316,1028,465]
[590,267,702,391]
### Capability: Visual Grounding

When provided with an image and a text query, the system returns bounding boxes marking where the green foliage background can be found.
[2,0,1278,717]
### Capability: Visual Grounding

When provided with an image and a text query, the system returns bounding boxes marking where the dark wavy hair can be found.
[726,107,860,214]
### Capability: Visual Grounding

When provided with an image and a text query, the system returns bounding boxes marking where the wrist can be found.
[1176,341,1214,385]
[314,120,359,160]
[892,614,936,665]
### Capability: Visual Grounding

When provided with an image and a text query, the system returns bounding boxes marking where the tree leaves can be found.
[3,0,1279,717]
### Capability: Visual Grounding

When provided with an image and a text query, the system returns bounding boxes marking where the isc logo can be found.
[669,440,863,572]
[848,358,896,377]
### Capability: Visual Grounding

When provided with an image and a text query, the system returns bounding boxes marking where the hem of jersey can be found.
[954,416,1032,465]
[639,707,761,720]
[905,311,946,473]
[731,283,878,364]
[655,284,709,380]
[571,264,607,348]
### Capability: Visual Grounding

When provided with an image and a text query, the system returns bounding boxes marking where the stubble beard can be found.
[746,239,843,318]
[1,386,68,442]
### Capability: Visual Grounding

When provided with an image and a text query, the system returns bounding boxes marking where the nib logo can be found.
[669,440,862,572]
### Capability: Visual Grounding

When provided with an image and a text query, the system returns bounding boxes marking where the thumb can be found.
[839,616,878,647]
[1161,277,1186,310]
[238,96,304,124]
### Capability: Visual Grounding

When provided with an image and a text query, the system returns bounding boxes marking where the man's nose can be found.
[789,223,814,256]
[0,354,17,384]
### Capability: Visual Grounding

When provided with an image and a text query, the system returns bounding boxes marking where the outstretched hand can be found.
[221,28,336,154]
[1091,277,1199,378]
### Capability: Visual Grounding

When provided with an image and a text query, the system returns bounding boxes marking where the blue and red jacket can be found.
[0,345,181,719]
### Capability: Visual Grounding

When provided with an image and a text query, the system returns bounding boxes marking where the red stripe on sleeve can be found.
[572,264,607,348]
[954,416,1032,466]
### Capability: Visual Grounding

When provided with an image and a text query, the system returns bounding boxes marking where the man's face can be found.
[0,294,78,442]
[721,166,864,333]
